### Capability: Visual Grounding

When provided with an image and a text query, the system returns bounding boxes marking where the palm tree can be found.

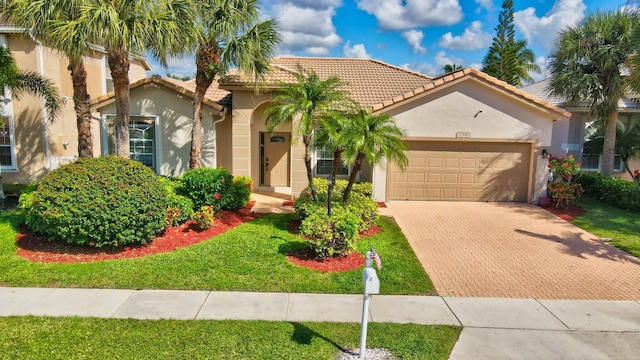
[341,110,407,203]
[312,113,350,179]
[0,46,61,120]
[629,14,640,97]
[511,39,540,86]
[2,0,92,156]
[548,10,638,177]
[189,0,279,169]
[55,0,196,158]
[584,119,640,181]
[443,64,463,74]
[263,68,354,201]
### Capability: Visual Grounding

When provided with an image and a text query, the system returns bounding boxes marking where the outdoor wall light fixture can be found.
[541,149,549,158]
[474,110,483,118]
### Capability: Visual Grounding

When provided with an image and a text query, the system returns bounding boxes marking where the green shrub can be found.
[193,205,215,230]
[159,177,195,227]
[299,208,359,259]
[18,183,39,210]
[576,172,640,212]
[24,156,167,247]
[226,175,253,210]
[180,167,238,211]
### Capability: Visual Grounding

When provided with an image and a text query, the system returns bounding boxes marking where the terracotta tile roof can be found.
[370,68,571,119]
[90,75,229,111]
[220,56,433,108]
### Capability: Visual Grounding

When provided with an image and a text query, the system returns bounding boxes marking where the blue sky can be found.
[154,0,628,82]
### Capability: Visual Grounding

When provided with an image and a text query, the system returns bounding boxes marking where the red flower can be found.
[215,193,220,199]
[221,178,225,183]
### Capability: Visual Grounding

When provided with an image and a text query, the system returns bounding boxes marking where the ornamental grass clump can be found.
[23,156,167,247]
[547,154,584,207]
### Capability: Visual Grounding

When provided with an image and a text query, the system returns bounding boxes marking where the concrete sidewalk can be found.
[2,287,640,359]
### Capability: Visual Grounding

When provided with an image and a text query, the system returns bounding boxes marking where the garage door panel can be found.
[388,141,531,202]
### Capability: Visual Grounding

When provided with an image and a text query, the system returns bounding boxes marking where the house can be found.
[522,79,640,180]
[0,21,151,184]
[92,57,569,203]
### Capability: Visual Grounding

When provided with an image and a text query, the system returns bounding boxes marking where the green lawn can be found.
[573,197,640,258]
[0,317,460,360]
[0,211,434,295]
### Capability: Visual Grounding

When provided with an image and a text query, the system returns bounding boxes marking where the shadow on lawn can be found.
[515,228,640,265]
[290,322,347,351]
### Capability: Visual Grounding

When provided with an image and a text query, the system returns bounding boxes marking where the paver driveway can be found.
[383,202,640,300]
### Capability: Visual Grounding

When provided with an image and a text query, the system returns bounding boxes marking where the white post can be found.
[360,251,372,359]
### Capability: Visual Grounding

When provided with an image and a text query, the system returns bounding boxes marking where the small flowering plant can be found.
[547,154,584,208]
[633,170,640,184]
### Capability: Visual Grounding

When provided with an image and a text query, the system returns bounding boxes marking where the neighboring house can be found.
[522,79,640,180]
[92,57,569,203]
[0,21,151,184]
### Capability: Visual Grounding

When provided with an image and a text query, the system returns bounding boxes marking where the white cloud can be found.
[469,62,482,70]
[531,56,549,83]
[402,30,427,54]
[160,55,196,77]
[343,41,371,58]
[514,0,587,51]
[434,50,463,69]
[270,2,342,55]
[356,0,463,31]
[475,0,492,9]
[439,21,492,50]
[402,62,438,77]
[285,0,342,9]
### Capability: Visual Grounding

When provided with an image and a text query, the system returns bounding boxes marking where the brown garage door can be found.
[387,141,531,202]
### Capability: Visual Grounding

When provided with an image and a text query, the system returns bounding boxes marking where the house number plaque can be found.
[456,132,471,138]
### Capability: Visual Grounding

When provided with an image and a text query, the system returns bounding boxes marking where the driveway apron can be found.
[383,202,640,300]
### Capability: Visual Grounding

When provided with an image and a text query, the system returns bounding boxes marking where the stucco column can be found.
[231,104,251,178]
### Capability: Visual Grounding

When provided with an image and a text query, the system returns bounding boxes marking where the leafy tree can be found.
[584,118,640,181]
[482,0,539,86]
[188,0,279,169]
[442,64,463,74]
[264,68,354,201]
[548,10,638,177]
[2,0,92,156]
[0,46,61,120]
[341,110,407,203]
[312,113,350,179]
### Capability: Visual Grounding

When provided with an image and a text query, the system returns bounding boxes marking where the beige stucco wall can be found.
[2,32,151,184]
[93,85,222,177]
[372,78,558,202]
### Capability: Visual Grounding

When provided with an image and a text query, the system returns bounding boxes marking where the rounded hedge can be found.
[25,156,168,247]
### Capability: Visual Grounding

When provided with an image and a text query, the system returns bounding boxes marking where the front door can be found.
[261,132,290,186]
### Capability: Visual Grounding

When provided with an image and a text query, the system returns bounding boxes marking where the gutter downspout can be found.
[29,33,50,172]
[211,107,227,169]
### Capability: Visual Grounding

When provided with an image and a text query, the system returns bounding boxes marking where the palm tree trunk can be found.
[342,152,363,203]
[331,147,343,179]
[107,46,131,158]
[303,134,318,201]
[68,57,92,158]
[601,110,619,177]
[191,43,221,169]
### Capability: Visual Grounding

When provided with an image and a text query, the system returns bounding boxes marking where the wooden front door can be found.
[262,132,290,186]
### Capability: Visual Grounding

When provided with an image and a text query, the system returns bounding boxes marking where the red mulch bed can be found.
[285,219,381,272]
[377,202,387,208]
[16,202,260,264]
[539,203,587,222]
[283,200,294,207]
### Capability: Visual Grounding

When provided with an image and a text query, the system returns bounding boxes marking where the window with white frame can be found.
[102,116,159,171]
[315,146,349,176]
[0,35,17,171]
[103,56,114,94]
[582,120,625,172]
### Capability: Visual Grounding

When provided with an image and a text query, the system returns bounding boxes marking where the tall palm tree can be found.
[584,118,640,181]
[189,0,279,169]
[263,68,354,201]
[511,39,540,86]
[312,113,350,179]
[341,110,407,203]
[55,0,196,158]
[629,13,640,97]
[2,0,91,156]
[548,10,638,177]
[0,46,61,120]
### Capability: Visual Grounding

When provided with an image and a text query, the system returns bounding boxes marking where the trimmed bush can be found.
[576,172,640,212]
[299,207,359,259]
[24,156,167,247]
[17,183,39,211]
[179,167,250,211]
[193,205,215,229]
[159,177,194,227]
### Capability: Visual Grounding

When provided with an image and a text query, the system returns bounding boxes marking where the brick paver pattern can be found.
[383,202,640,300]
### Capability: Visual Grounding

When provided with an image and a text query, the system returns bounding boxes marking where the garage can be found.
[387,141,532,202]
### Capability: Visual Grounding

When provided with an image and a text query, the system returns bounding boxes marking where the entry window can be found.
[582,120,624,172]
[315,146,349,176]
[0,116,16,170]
[102,115,158,171]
